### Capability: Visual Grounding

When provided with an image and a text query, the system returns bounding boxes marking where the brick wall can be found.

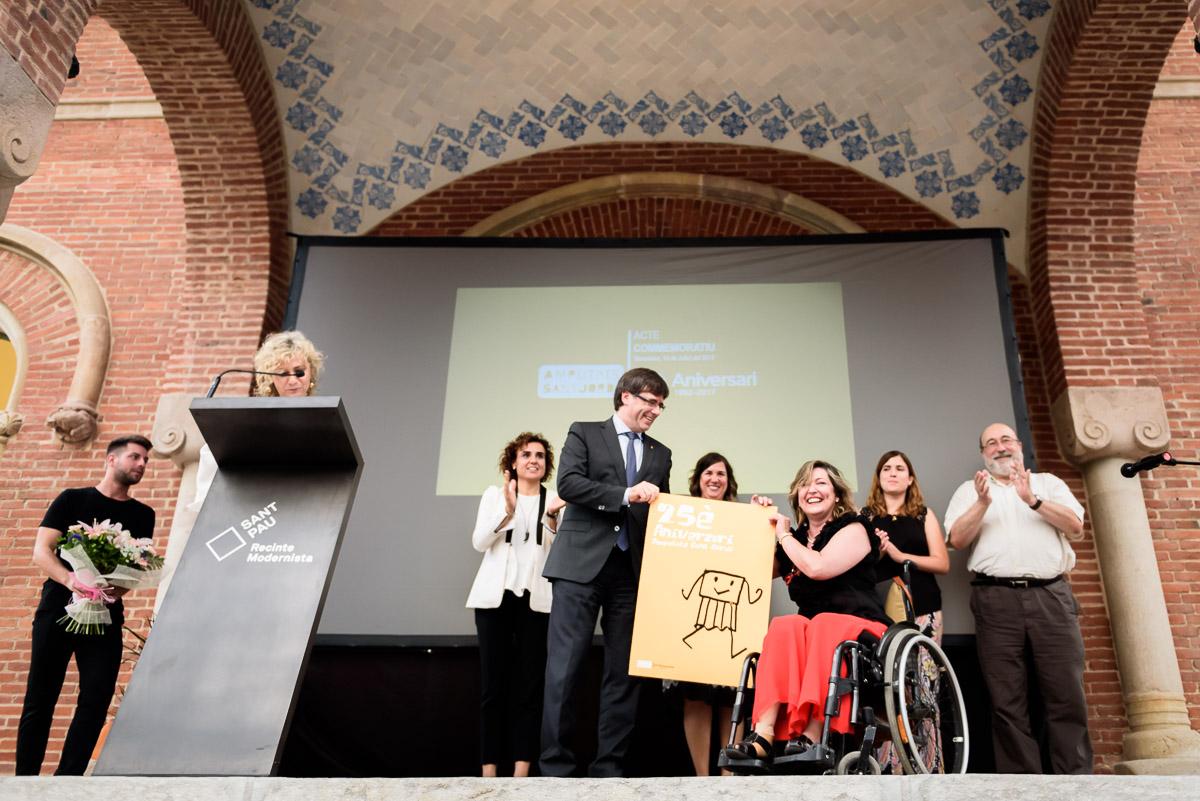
[0,1,98,104]
[372,143,951,237]
[1135,26,1200,729]
[0,4,279,773]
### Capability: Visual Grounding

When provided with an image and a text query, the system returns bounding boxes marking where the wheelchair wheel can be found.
[835,750,881,775]
[882,632,968,774]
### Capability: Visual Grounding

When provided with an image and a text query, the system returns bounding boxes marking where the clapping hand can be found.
[503,470,517,516]
[1011,462,1036,506]
[973,470,992,507]
[876,528,902,563]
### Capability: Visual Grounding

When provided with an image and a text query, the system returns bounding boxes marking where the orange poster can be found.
[630,493,776,687]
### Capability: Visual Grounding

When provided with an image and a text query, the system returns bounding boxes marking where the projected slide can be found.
[436,283,857,495]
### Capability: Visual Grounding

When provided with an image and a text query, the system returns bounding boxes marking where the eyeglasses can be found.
[981,435,1019,451]
[633,394,666,412]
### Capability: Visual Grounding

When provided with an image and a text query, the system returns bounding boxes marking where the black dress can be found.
[869,508,943,617]
[780,512,890,626]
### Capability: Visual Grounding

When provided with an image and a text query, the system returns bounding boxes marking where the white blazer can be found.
[465,484,557,613]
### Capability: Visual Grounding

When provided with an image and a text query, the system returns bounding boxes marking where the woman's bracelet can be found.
[777,532,793,545]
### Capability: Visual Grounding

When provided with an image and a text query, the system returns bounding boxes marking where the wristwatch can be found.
[1029,496,1043,511]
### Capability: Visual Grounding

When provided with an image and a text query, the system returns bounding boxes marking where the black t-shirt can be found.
[869,509,943,617]
[778,512,889,626]
[37,487,155,617]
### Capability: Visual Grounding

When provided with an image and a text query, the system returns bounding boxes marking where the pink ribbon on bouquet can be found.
[69,572,115,605]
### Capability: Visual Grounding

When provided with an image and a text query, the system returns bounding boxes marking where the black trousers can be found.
[474,590,550,765]
[971,581,1094,774]
[541,547,639,777]
[16,606,124,775]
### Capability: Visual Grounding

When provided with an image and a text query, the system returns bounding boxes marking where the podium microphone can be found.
[206,368,305,398]
[1120,452,1175,478]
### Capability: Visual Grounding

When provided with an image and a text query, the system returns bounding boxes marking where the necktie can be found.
[619,431,638,551]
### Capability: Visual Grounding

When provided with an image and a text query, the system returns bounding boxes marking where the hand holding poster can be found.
[629,493,776,687]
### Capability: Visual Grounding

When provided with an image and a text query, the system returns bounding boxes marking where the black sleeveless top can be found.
[778,512,889,626]
[869,508,943,617]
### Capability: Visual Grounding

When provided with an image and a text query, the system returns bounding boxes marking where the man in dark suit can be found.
[540,368,672,777]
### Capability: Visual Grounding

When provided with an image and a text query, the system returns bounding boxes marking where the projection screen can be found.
[287,232,1028,638]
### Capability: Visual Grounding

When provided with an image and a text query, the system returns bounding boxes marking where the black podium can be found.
[94,397,363,776]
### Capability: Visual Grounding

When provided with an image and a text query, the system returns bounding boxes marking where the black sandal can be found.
[723,731,773,763]
[783,734,814,756]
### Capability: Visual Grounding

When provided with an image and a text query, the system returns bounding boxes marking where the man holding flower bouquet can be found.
[16,435,157,776]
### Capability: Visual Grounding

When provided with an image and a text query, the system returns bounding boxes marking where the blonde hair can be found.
[252,331,324,397]
[788,460,857,523]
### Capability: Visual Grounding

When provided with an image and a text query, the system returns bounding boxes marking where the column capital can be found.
[0,52,54,223]
[1051,386,1170,466]
[151,393,204,469]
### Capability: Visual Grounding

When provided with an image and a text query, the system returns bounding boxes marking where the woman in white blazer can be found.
[466,432,565,777]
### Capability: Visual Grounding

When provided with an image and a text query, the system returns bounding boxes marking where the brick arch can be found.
[1028,0,1184,400]
[1024,0,1188,769]
[369,143,952,237]
[94,0,290,373]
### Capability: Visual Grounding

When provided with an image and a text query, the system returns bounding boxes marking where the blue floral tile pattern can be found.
[915,170,943,198]
[260,2,1044,233]
[999,75,1033,106]
[296,187,327,219]
[285,101,316,133]
[517,121,546,148]
[840,134,868,162]
[761,117,788,143]
[559,115,586,141]
[598,111,626,137]
[799,122,829,150]
[292,144,322,175]
[879,151,906,178]
[951,191,981,219]
[679,111,707,137]
[719,113,748,139]
[1017,0,1051,19]
[332,205,361,233]
[263,21,295,49]
[992,164,1025,194]
[994,119,1028,150]
[1005,32,1039,63]
[638,111,667,136]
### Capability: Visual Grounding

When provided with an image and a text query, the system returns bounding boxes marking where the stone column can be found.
[150,393,205,612]
[1052,386,1200,774]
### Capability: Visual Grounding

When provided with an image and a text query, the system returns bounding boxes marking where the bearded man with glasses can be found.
[944,422,1092,773]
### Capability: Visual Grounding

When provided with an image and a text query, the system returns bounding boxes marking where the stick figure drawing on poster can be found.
[681,569,764,659]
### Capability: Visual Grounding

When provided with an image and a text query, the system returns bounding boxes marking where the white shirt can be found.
[944,471,1085,579]
[465,484,558,612]
[612,414,642,507]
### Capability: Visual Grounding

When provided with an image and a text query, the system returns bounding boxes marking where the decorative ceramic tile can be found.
[244,0,1054,266]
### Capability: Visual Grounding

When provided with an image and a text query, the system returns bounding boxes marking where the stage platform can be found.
[2,775,1194,801]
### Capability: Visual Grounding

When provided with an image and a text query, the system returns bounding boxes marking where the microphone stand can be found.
[206,369,300,398]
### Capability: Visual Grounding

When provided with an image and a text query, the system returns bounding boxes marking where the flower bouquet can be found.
[56,519,164,634]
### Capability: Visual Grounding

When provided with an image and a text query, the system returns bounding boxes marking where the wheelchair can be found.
[716,564,969,775]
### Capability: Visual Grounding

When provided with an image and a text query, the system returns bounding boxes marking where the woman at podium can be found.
[191,331,324,511]
[466,433,565,777]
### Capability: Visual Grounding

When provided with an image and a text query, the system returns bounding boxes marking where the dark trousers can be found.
[971,581,1094,774]
[541,548,639,777]
[474,590,549,765]
[16,607,124,775]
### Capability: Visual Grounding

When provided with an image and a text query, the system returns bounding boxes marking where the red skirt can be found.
[751,612,888,738]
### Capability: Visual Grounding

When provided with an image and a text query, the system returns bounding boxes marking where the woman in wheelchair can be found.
[722,460,891,767]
